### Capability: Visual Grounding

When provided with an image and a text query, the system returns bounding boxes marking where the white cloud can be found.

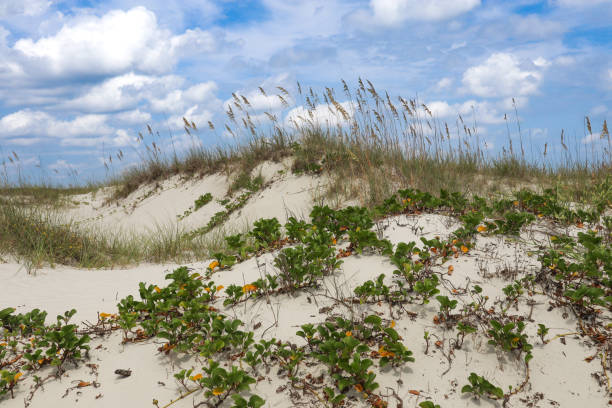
[0,109,114,139]
[166,104,214,131]
[13,7,217,77]
[47,114,113,138]
[370,0,480,25]
[426,100,504,124]
[462,53,543,98]
[530,128,549,138]
[0,109,51,137]
[64,73,158,112]
[112,129,134,146]
[582,132,601,144]
[285,102,353,128]
[224,73,295,113]
[150,81,218,113]
[0,0,50,17]
[436,77,453,89]
[48,159,76,171]
[533,57,550,68]
[113,109,152,125]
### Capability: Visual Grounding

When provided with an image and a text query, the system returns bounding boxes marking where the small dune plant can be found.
[462,372,504,400]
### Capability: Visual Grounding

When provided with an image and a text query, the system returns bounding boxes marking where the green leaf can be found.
[248,395,265,408]
[337,378,352,391]
[364,315,382,326]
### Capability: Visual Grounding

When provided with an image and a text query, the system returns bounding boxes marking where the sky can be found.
[0,0,610,184]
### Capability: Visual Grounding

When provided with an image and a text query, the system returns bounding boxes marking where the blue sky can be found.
[0,0,610,183]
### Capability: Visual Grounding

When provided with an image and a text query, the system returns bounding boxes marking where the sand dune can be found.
[1,168,610,408]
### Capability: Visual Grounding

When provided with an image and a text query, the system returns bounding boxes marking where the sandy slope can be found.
[64,161,327,236]
[1,172,610,408]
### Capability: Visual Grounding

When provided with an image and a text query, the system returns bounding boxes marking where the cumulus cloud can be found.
[425,99,504,124]
[285,102,353,128]
[223,74,295,117]
[165,104,215,131]
[0,109,52,137]
[63,73,159,112]
[462,53,543,98]
[150,81,218,113]
[113,109,152,125]
[370,0,480,25]
[0,109,115,140]
[12,7,217,77]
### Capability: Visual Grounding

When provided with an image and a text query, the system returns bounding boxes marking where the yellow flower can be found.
[378,346,395,358]
[13,372,22,382]
[216,285,224,291]
[460,245,469,253]
[99,312,112,319]
[208,260,220,270]
[354,384,364,392]
[242,284,257,294]
[205,287,211,292]
[154,286,161,293]
[190,373,203,381]
[331,238,337,245]
[389,320,396,328]
[345,331,352,337]
[212,388,224,396]
[477,225,487,233]
[513,201,519,207]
